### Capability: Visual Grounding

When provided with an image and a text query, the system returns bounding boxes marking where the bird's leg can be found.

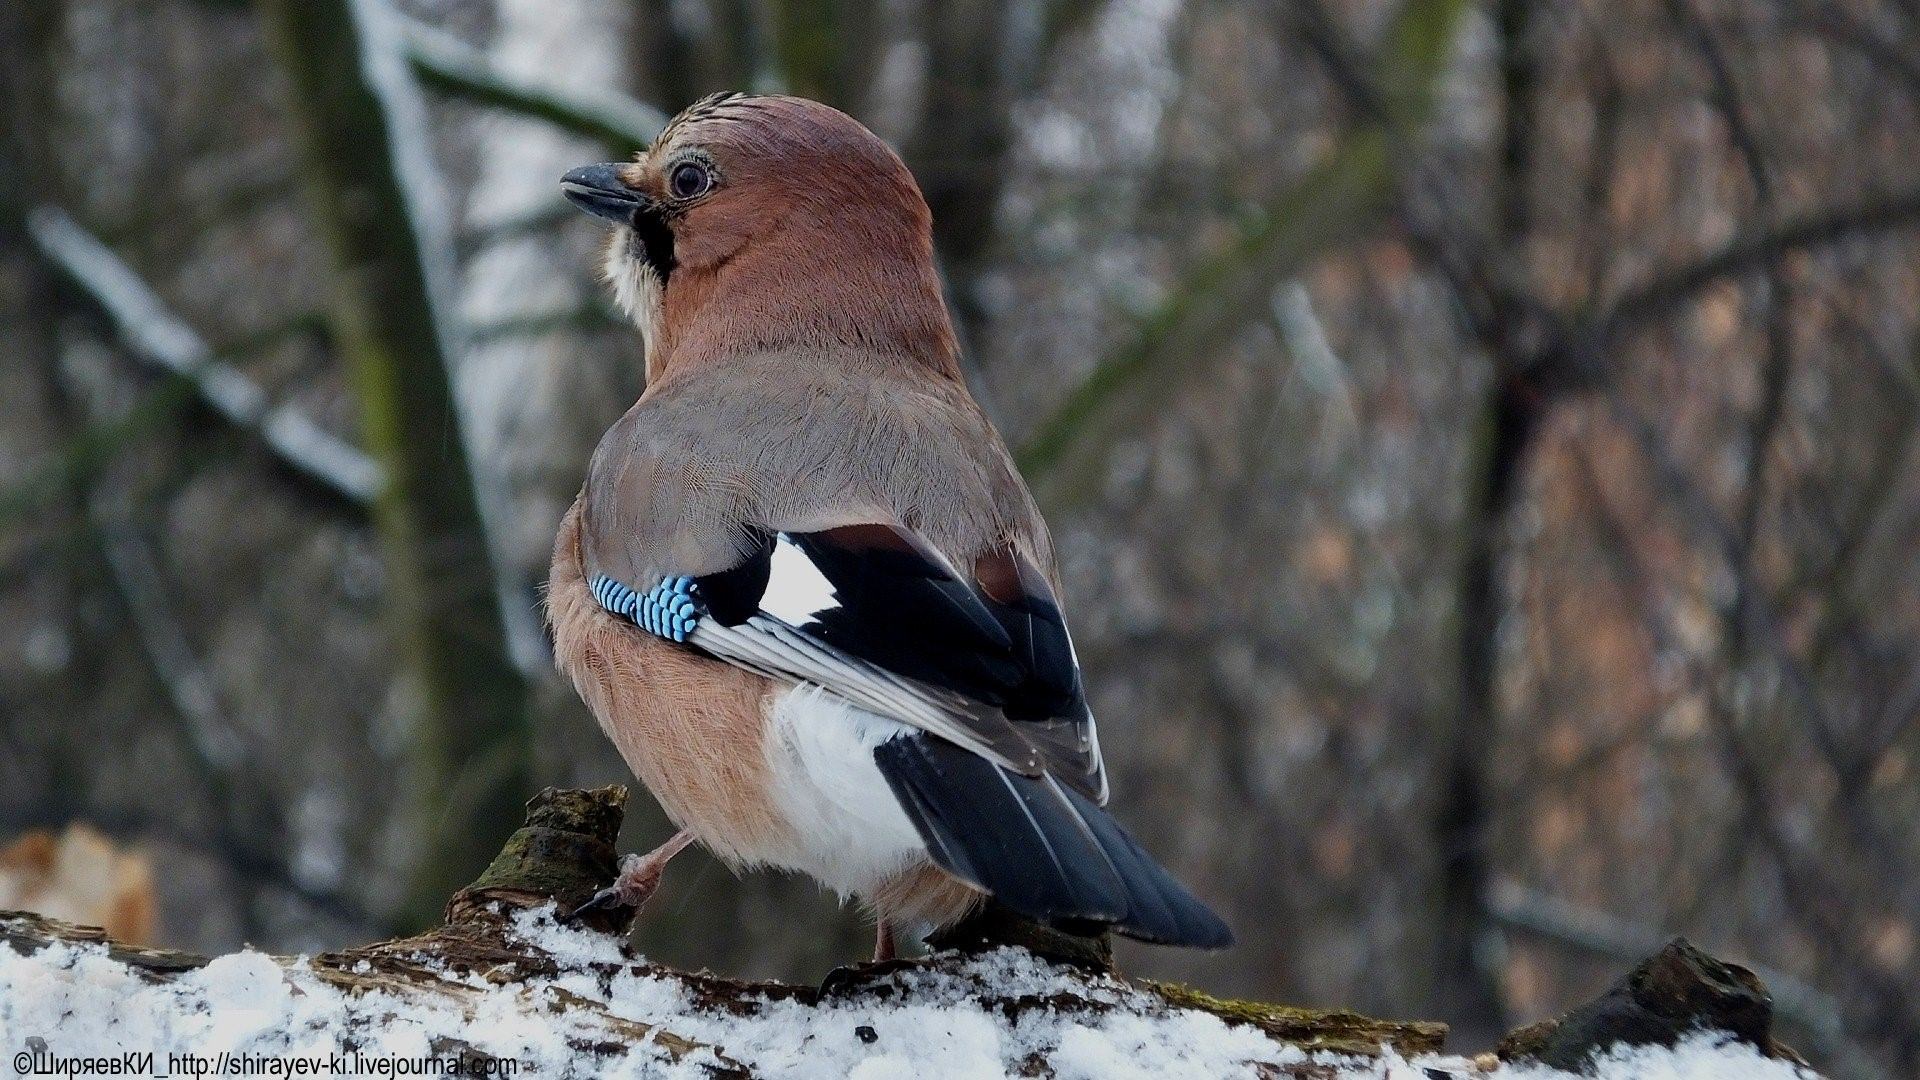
[565,828,695,922]
[820,920,912,995]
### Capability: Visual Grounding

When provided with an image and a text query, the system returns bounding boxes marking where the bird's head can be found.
[562,93,957,380]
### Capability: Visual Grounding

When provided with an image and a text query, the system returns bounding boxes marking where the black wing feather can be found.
[876,733,1231,948]
[785,529,1025,700]
[693,533,772,625]
[643,522,1228,947]
[1003,551,1082,715]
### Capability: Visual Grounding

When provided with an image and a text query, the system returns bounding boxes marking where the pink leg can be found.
[566,829,695,921]
[819,919,905,995]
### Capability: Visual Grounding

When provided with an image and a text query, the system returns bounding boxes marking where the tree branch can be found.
[399,18,666,152]
[1017,134,1394,503]
[1592,189,1920,345]
[252,0,536,926]
[1017,0,1476,506]
[0,787,1474,1076]
[25,207,384,509]
[6,787,1815,1075]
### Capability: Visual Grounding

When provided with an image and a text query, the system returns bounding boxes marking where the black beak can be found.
[561,163,651,224]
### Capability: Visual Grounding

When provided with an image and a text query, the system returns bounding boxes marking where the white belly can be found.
[759,684,930,900]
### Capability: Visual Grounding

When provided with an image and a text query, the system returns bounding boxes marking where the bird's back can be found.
[579,347,1050,594]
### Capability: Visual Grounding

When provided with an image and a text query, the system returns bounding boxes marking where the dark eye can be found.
[669,161,712,200]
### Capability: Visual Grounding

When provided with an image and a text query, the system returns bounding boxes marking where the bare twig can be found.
[1591,190,1920,345]
[90,494,277,939]
[1017,135,1396,502]
[93,505,243,774]
[1665,0,1776,205]
[1576,434,1917,1079]
[1789,3,1920,98]
[1577,19,1624,299]
[1598,395,1841,761]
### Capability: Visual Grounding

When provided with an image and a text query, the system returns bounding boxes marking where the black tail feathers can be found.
[874,733,1232,949]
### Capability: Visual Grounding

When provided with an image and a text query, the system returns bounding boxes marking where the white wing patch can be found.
[759,533,841,625]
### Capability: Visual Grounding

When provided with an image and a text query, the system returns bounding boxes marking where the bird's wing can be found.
[589,521,1107,803]
[573,367,1226,946]
[586,519,1228,946]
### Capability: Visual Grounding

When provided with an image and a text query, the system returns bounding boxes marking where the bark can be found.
[249,0,534,929]
[0,785,1817,1076]
[1,786,1454,1076]
[1496,938,1809,1073]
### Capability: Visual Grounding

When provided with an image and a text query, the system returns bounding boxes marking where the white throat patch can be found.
[603,228,663,360]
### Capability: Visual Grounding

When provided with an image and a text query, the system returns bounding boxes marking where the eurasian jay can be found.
[549,92,1231,958]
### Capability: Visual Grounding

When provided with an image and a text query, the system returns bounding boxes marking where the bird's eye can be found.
[668,161,712,200]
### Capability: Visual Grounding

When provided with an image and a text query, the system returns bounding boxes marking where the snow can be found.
[0,906,1821,1079]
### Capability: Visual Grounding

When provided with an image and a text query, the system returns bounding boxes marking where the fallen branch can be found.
[0,787,1824,1078]
[1488,879,1847,1048]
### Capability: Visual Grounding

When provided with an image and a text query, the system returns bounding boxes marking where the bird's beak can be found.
[560,163,653,224]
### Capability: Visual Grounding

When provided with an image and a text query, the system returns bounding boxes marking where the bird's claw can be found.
[560,886,628,924]
[818,957,920,997]
[560,835,693,927]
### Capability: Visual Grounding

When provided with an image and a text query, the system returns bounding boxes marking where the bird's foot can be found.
[818,957,923,998]
[818,922,917,996]
[563,829,694,924]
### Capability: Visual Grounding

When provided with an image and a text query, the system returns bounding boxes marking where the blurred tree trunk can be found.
[1436,373,1537,1043]
[769,0,884,108]
[634,0,703,111]
[903,0,1013,350]
[1428,0,1537,1042]
[251,0,533,929]
[0,0,96,809]
[0,1,67,497]
[0,0,68,531]
[634,0,775,108]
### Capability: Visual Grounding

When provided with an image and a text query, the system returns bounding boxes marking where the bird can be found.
[549,92,1231,960]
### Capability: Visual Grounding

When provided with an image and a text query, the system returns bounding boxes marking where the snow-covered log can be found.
[0,788,1821,1078]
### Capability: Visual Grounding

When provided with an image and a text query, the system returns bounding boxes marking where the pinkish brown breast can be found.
[549,499,799,870]
[549,498,980,930]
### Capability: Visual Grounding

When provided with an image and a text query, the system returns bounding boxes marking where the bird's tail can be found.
[874,732,1232,948]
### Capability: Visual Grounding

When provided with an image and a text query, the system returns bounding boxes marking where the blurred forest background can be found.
[2,0,1917,1075]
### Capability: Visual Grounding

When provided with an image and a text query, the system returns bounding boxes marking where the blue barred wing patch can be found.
[590,574,703,643]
